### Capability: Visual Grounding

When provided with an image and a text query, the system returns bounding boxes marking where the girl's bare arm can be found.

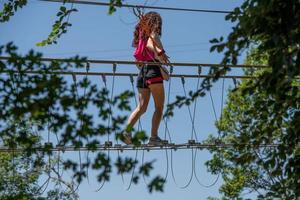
[147,32,169,63]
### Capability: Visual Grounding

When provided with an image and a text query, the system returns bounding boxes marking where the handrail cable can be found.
[0,56,268,69]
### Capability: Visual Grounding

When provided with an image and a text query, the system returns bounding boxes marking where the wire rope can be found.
[193,78,226,187]
[41,0,232,14]
[121,75,139,191]
[170,75,201,189]
[94,64,117,192]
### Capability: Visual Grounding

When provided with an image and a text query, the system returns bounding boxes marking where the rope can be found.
[71,73,84,192]
[180,76,199,141]
[55,70,82,193]
[0,56,269,69]
[190,67,202,142]
[170,149,194,189]
[163,66,174,142]
[40,0,232,14]
[83,63,91,185]
[36,121,52,195]
[193,151,220,188]
[170,75,202,189]
[122,75,139,191]
[193,78,226,188]
[209,90,218,121]
[95,64,117,192]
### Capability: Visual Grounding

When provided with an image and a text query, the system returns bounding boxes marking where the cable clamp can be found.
[232,77,237,87]
[112,63,117,73]
[130,75,134,83]
[169,66,173,74]
[86,62,90,73]
[181,76,185,85]
[198,65,202,75]
[101,74,106,83]
[72,73,76,83]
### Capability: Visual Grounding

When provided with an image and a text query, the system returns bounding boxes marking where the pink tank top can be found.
[133,38,155,61]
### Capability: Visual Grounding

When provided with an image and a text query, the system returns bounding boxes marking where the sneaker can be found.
[148,136,164,146]
[121,132,132,145]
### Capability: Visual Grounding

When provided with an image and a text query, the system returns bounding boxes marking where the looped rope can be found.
[193,78,226,188]
[170,74,201,189]
[121,75,139,191]
[95,64,117,191]
[180,76,199,141]
[84,62,91,185]
[72,68,91,192]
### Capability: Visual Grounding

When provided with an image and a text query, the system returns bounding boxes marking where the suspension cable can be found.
[122,75,139,191]
[83,63,91,185]
[71,73,85,192]
[194,78,226,187]
[95,64,116,191]
[190,66,202,142]
[180,76,198,141]
[170,76,202,189]
[40,0,232,14]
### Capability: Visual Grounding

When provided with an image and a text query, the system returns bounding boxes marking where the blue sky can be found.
[0,0,250,199]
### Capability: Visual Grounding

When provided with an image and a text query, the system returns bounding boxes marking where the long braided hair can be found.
[132,11,162,47]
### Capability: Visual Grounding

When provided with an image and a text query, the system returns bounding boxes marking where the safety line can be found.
[95,64,116,191]
[170,72,201,189]
[122,75,139,191]
[40,0,232,14]
[193,78,226,188]
[71,72,87,193]
[181,76,199,141]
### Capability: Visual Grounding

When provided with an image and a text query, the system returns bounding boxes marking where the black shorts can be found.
[137,64,163,89]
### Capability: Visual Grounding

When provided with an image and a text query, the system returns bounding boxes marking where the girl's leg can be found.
[127,88,150,128]
[149,83,165,138]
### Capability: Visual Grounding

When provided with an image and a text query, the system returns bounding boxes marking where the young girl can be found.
[122,11,169,145]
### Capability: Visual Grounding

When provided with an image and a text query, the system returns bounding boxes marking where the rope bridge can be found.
[0,56,289,191]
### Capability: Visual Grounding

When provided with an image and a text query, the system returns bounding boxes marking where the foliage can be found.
[36,5,78,46]
[165,0,300,117]
[0,0,124,46]
[165,2,300,197]
[205,48,300,199]
[0,151,77,200]
[0,115,76,200]
[0,0,27,22]
[0,42,164,197]
[2,0,300,198]
[0,152,41,199]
